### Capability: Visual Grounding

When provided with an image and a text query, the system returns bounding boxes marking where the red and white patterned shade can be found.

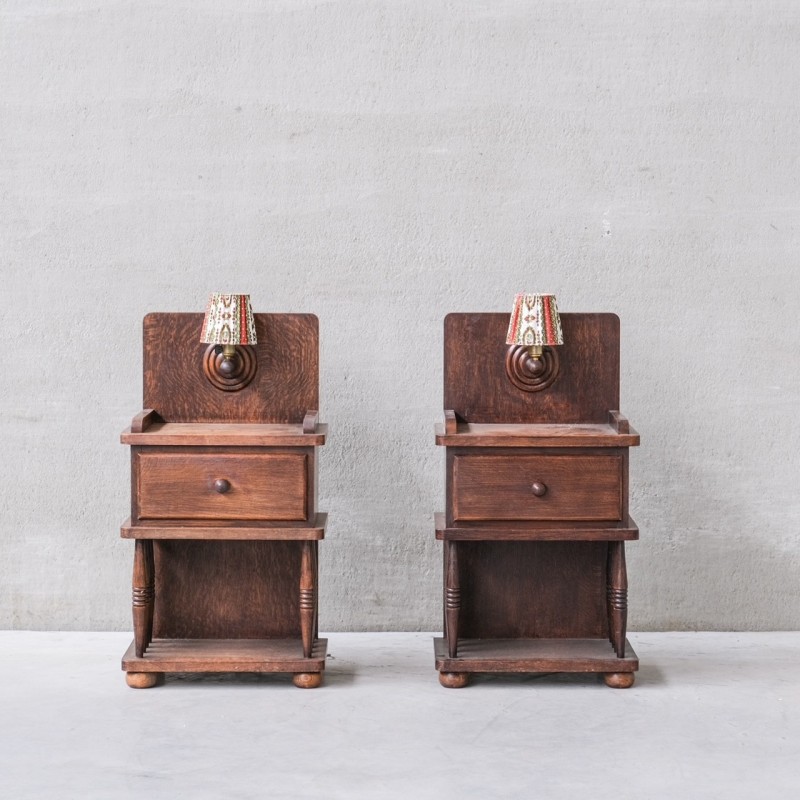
[506,293,564,347]
[200,293,257,345]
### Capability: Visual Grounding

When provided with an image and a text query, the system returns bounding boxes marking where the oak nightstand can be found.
[434,312,640,688]
[120,312,327,688]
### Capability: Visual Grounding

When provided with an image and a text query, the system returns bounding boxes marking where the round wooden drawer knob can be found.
[531,481,548,497]
[214,479,231,494]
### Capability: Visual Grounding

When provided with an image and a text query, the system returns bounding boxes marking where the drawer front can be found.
[452,454,622,522]
[136,452,308,521]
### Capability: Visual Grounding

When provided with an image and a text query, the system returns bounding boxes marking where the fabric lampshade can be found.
[200,293,257,345]
[505,293,563,347]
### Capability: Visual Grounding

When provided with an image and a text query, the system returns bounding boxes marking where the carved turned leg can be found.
[300,541,316,659]
[145,540,155,648]
[445,541,461,659]
[313,541,319,639]
[132,540,155,658]
[295,543,321,688]
[607,541,628,658]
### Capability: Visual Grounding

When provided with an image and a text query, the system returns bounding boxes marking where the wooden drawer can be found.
[135,451,309,521]
[452,454,622,522]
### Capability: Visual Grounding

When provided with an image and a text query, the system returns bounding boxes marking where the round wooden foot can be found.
[439,671,470,688]
[126,671,160,689]
[293,672,323,689]
[604,672,635,689]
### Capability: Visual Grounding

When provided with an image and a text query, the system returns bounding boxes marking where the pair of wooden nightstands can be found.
[119,311,639,689]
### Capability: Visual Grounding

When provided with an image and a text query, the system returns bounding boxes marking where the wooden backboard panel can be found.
[153,540,301,638]
[443,312,620,424]
[143,313,319,423]
[458,541,609,638]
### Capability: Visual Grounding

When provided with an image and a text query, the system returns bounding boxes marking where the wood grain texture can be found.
[443,313,620,424]
[142,313,319,423]
[452,453,622,522]
[152,540,303,639]
[444,541,460,658]
[445,446,630,528]
[457,541,609,639]
[135,449,310,521]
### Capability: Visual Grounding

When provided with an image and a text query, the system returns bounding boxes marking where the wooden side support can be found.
[444,540,461,658]
[131,409,158,433]
[303,410,319,434]
[132,539,155,657]
[444,409,457,435]
[608,410,630,434]
[300,540,316,659]
[607,541,628,658]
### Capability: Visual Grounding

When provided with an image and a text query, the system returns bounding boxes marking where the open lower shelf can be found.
[122,637,328,673]
[434,637,638,674]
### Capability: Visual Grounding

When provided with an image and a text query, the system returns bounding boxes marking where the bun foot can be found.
[126,671,160,689]
[604,672,635,689]
[439,671,469,688]
[293,672,323,689]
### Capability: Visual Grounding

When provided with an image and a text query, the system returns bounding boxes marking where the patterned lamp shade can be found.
[506,293,564,347]
[200,293,257,346]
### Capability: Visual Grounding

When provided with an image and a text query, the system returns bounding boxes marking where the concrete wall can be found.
[2,0,798,631]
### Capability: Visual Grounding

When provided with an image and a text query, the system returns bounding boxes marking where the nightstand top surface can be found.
[435,421,638,447]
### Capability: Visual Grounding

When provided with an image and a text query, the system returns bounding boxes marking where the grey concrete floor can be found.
[0,631,797,799]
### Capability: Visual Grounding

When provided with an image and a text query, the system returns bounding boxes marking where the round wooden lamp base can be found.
[203,345,257,392]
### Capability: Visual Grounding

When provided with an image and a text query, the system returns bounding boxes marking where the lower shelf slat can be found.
[434,637,638,673]
[122,637,327,673]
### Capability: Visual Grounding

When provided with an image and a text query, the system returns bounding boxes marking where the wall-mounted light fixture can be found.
[200,293,258,391]
[505,293,563,391]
